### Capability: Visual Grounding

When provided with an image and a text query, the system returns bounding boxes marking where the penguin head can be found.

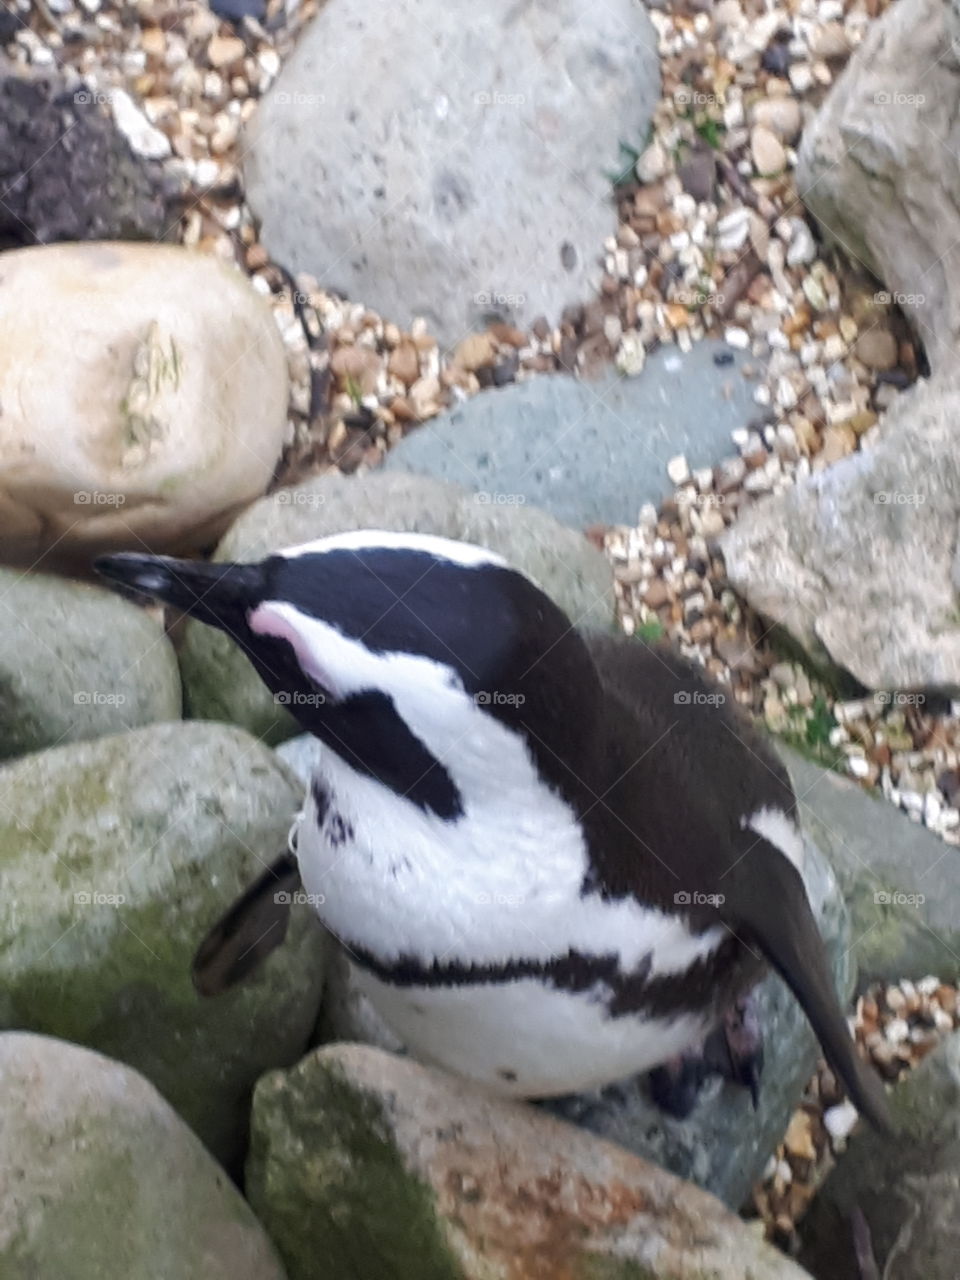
[95,531,601,818]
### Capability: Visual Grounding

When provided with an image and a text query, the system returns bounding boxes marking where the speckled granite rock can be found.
[245,0,660,345]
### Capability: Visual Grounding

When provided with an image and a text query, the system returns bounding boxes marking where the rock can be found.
[180,471,614,742]
[453,332,496,372]
[0,68,170,249]
[0,1032,285,1279]
[110,88,172,160]
[0,722,325,1169]
[0,242,289,571]
[383,341,762,528]
[247,1043,810,1280]
[800,1032,960,1280]
[751,124,787,175]
[244,0,660,345]
[798,0,957,366]
[0,568,181,761]
[545,828,850,1210]
[209,0,266,21]
[720,374,960,690]
[678,144,717,203]
[783,748,960,985]
[750,96,804,143]
[854,328,898,371]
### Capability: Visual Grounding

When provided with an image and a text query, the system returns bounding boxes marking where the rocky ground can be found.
[3,0,960,1276]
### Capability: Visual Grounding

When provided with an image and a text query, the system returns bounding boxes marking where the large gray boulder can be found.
[383,342,762,527]
[798,0,958,368]
[247,1043,811,1280]
[0,567,181,761]
[720,373,960,691]
[244,0,660,345]
[784,748,960,985]
[0,1033,286,1280]
[800,1031,960,1280]
[0,722,326,1169]
[180,471,615,743]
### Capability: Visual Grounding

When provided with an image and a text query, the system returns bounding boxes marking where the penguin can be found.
[94,532,890,1130]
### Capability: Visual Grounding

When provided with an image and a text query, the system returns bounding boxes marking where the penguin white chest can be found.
[295,748,726,1096]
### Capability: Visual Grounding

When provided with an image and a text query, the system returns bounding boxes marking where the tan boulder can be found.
[0,242,289,570]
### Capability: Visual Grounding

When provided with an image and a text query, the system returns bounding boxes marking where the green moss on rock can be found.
[248,1059,462,1280]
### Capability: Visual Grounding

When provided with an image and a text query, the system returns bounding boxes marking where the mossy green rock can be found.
[800,1031,960,1279]
[0,1032,286,1279]
[246,1043,811,1280]
[0,721,326,1169]
[180,471,616,744]
[0,568,181,761]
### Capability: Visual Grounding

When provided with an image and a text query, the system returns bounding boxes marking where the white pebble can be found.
[886,1018,910,1043]
[110,89,171,159]
[823,1100,859,1141]
[847,755,871,779]
[724,326,750,349]
[667,454,691,485]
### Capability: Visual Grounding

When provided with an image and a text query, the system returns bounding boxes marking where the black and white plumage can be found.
[95,532,890,1129]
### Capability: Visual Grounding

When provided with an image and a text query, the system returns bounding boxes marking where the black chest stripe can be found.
[343,937,756,1019]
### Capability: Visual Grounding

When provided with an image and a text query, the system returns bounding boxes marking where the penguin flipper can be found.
[192,853,301,996]
[719,836,893,1134]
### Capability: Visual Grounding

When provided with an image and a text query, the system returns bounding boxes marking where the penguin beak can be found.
[93,553,265,633]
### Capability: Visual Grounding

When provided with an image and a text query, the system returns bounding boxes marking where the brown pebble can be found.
[854,329,898,372]
[387,340,420,387]
[643,580,670,608]
[245,243,269,271]
[330,343,382,396]
[783,1111,816,1161]
[488,322,528,348]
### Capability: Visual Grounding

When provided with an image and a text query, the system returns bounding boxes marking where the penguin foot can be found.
[705,993,765,1107]
[647,994,765,1117]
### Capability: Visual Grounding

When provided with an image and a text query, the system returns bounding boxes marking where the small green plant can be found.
[694,117,725,150]
[634,618,665,643]
[343,374,364,407]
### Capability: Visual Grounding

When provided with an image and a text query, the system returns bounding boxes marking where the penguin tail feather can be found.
[720,835,893,1135]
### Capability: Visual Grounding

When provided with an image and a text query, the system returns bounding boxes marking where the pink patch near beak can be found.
[248,601,333,696]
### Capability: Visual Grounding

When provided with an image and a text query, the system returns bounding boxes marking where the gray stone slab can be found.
[383,341,762,527]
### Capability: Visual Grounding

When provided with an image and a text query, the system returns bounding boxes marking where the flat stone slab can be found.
[383,341,762,528]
